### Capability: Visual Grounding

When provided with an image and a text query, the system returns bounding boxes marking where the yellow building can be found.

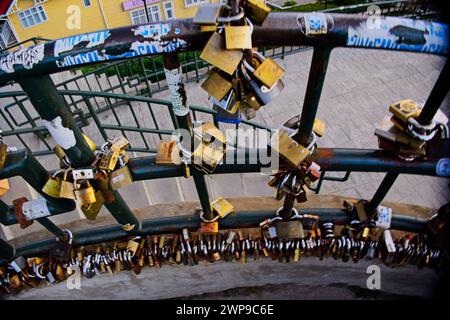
[0,0,224,50]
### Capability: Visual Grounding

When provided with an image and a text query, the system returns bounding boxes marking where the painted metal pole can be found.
[36,217,67,240]
[366,173,399,214]
[3,209,428,263]
[0,237,15,261]
[162,53,214,220]
[280,46,332,219]
[416,59,449,125]
[18,75,141,231]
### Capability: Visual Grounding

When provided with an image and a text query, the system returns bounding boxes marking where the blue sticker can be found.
[436,158,450,177]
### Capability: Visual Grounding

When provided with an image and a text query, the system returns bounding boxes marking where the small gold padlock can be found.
[42,171,63,198]
[253,57,285,89]
[201,71,233,102]
[59,169,75,200]
[270,130,310,167]
[313,118,326,137]
[211,197,234,218]
[74,180,96,206]
[243,0,271,25]
[388,99,421,124]
[127,238,140,255]
[81,190,104,220]
[109,136,130,151]
[98,148,120,171]
[110,165,134,190]
[225,23,252,50]
[200,32,243,75]
[0,179,9,197]
[0,142,8,169]
[156,141,181,165]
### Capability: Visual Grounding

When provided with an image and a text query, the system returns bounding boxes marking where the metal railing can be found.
[0,5,448,263]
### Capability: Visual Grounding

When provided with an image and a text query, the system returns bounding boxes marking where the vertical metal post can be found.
[416,59,449,125]
[280,46,332,219]
[18,75,141,231]
[366,173,399,214]
[163,53,214,220]
[0,237,15,261]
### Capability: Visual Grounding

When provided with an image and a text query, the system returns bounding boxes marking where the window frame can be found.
[163,1,175,20]
[184,0,207,9]
[129,5,162,25]
[18,5,48,29]
[82,0,92,8]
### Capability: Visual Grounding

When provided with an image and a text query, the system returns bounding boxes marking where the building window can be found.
[34,0,47,4]
[83,0,92,7]
[163,2,175,20]
[184,0,207,7]
[130,5,161,25]
[18,5,48,28]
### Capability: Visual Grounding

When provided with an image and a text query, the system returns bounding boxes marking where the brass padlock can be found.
[110,165,134,190]
[60,169,75,200]
[0,179,9,197]
[313,118,326,137]
[83,133,97,152]
[74,180,96,206]
[201,70,233,102]
[270,130,310,167]
[109,136,130,151]
[225,23,252,50]
[252,54,285,89]
[192,123,227,173]
[389,99,421,124]
[276,220,305,240]
[81,190,104,220]
[42,170,64,198]
[200,32,243,75]
[210,89,238,114]
[211,197,234,218]
[243,0,271,25]
[193,3,223,25]
[0,142,7,169]
[98,148,120,171]
[156,141,181,165]
[199,221,219,234]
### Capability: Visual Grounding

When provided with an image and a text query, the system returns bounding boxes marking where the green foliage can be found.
[283,1,297,7]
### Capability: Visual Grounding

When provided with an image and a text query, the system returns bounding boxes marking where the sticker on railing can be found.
[0,44,45,73]
[54,30,111,57]
[297,13,333,37]
[164,67,189,116]
[347,17,449,54]
[42,116,76,150]
[133,23,172,38]
[22,198,51,221]
[436,158,450,177]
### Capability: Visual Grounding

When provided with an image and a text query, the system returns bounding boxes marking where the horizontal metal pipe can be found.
[1,209,428,263]
[0,14,447,85]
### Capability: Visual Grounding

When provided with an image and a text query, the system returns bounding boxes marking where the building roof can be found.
[0,0,15,16]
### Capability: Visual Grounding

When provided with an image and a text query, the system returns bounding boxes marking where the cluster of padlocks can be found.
[1,217,445,295]
[375,99,449,161]
[195,0,284,123]
[11,135,134,228]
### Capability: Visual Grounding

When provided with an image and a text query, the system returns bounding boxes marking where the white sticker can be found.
[268,226,277,239]
[436,158,450,177]
[54,30,111,57]
[376,206,392,230]
[164,68,190,116]
[383,230,396,253]
[0,44,45,73]
[22,198,51,221]
[42,116,76,150]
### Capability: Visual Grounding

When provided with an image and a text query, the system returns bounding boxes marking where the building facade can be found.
[0,0,225,49]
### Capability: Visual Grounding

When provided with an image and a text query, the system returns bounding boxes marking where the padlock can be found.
[200,32,243,75]
[307,162,321,182]
[53,144,66,161]
[375,205,392,230]
[354,201,368,223]
[381,230,396,265]
[109,136,130,151]
[210,89,238,114]
[42,170,63,198]
[94,170,115,204]
[72,167,95,180]
[251,52,285,89]
[201,70,233,102]
[243,0,271,25]
[98,148,120,171]
[10,256,27,273]
[388,99,421,124]
[296,187,308,203]
[0,179,9,197]
[127,238,140,256]
[156,141,181,165]
[74,180,96,206]
[313,118,326,137]
[50,230,73,261]
[192,123,227,173]
[83,133,97,152]
[199,221,219,234]
[225,22,252,50]
[211,197,234,218]
[276,220,305,240]
[270,130,310,167]
[193,3,223,25]
[0,142,7,169]
[110,165,134,190]
[213,104,241,124]
[241,60,285,106]
[81,190,104,220]
[59,169,75,200]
